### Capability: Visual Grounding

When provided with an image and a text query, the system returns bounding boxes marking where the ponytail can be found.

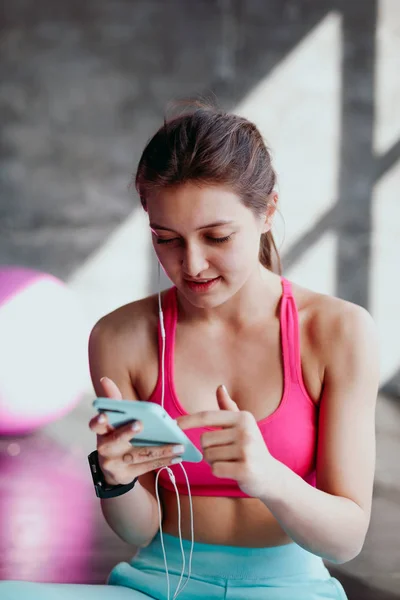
[259,231,281,274]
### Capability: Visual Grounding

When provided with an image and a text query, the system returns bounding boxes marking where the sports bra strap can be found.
[280,277,302,385]
[280,277,293,297]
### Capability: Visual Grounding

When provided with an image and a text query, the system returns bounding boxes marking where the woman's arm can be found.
[88,312,161,549]
[259,301,379,564]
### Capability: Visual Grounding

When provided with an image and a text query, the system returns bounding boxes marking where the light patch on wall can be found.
[371,158,400,384]
[235,12,342,254]
[373,0,400,155]
[67,208,151,331]
[285,231,337,297]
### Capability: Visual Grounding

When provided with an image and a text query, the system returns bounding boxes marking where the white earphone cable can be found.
[158,262,166,410]
[156,261,194,599]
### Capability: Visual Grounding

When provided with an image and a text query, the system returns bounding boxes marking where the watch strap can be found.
[88,450,139,499]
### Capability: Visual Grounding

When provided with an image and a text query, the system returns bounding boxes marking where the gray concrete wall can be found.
[1,0,399,393]
[1,1,400,598]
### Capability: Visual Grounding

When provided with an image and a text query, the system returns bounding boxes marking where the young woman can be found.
[0,104,379,599]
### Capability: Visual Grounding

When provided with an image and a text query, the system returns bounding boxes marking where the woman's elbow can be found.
[330,532,367,564]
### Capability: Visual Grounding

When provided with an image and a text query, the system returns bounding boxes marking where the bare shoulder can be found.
[91,294,159,339]
[89,293,162,357]
[290,280,379,367]
[88,292,165,381]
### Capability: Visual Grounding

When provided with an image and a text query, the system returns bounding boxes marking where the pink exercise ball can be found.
[0,266,89,435]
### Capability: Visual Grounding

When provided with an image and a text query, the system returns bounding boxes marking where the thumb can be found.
[216,384,239,412]
[100,376,123,400]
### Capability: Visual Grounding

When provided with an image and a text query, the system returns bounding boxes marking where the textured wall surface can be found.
[1,0,399,391]
[1,1,400,598]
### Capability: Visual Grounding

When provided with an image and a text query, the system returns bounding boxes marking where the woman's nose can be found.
[182,243,209,277]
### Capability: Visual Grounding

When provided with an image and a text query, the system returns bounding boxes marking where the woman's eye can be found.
[156,238,179,245]
[156,234,233,245]
[207,235,232,244]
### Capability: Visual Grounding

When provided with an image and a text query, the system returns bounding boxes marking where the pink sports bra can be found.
[148,277,318,497]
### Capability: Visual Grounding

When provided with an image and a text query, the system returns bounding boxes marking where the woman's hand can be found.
[88,376,184,486]
[176,385,278,498]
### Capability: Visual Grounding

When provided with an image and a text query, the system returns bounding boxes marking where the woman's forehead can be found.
[146,183,248,225]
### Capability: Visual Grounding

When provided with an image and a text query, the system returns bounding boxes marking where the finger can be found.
[100,376,123,400]
[203,442,239,464]
[216,384,240,412]
[176,410,238,431]
[120,442,185,465]
[201,427,236,449]
[211,461,240,480]
[103,454,183,486]
[97,420,143,457]
[89,412,113,436]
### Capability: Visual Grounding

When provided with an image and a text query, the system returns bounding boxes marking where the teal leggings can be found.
[0,532,347,599]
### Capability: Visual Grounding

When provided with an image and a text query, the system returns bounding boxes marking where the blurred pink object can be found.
[0,435,95,582]
[0,266,89,435]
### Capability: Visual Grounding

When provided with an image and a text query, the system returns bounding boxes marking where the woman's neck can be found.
[176,265,283,331]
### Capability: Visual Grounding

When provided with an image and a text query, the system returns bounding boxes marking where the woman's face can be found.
[146,182,268,308]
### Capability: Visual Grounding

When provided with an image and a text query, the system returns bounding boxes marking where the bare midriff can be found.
[160,489,293,547]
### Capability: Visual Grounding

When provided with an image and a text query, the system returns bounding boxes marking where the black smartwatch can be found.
[88,450,139,499]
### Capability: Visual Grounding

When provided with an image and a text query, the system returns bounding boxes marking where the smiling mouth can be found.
[185,277,218,282]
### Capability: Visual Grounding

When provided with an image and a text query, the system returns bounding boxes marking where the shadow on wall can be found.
[1,2,399,388]
[1,2,400,600]
[160,0,400,399]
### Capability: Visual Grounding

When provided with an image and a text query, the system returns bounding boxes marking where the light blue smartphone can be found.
[92,398,203,463]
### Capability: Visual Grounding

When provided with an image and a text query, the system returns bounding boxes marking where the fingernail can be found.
[221,384,228,394]
[100,376,108,383]
[171,457,183,464]
[173,445,184,454]
[98,414,106,423]
[131,421,141,432]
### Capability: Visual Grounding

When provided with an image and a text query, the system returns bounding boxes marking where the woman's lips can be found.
[184,276,221,293]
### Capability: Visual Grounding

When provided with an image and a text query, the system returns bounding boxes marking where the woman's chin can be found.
[177,279,235,309]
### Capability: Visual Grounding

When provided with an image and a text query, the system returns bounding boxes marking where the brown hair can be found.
[135,102,281,273]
